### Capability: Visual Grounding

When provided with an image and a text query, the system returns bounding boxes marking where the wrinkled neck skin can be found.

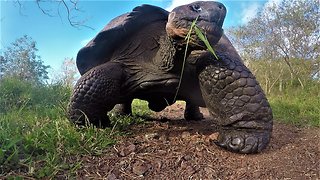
[154,35,192,73]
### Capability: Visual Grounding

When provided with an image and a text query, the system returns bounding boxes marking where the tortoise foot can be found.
[184,103,204,121]
[69,109,111,128]
[113,103,132,116]
[214,128,271,154]
[184,110,204,121]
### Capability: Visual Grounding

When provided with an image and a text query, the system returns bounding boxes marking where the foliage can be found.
[109,99,151,131]
[228,0,319,88]
[0,109,116,178]
[268,82,320,127]
[194,26,219,60]
[0,35,50,84]
[52,57,79,87]
[229,0,319,60]
[247,58,319,94]
[0,77,71,114]
[0,77,150,178]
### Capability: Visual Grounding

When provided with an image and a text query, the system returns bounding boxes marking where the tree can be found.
[229,0,319,60]
[57,57,78,87]
[1,35,50,84]
[0,55,5,78]
[228,0,319,90]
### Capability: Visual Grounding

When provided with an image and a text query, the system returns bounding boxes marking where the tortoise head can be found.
[166,1,226,49]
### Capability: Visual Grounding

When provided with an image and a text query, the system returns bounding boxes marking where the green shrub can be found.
[0,76,71,115]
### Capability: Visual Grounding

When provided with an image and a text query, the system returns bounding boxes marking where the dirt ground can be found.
[75,103,319,180]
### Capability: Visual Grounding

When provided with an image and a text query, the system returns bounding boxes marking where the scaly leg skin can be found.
[184,102,204,121]
[198,52,273,154]
[68,63,124,128]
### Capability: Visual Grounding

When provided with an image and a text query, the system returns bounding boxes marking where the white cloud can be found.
[241,3,261,24]
[240,0,283,24]
[166,0,212,11]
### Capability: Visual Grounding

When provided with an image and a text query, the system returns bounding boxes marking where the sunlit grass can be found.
[109,99,150,131]
[268,83,320,127]
[1,100,150,178]
[1,109,114,178]
[0,78,150,178]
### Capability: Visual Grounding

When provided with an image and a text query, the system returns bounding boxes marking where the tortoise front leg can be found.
[68,63,125,128]
[198,53,273,154]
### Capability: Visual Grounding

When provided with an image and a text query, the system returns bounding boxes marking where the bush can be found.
[0,76,71,115]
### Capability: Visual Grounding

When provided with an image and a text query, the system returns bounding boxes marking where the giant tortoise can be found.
[68,1,273,154]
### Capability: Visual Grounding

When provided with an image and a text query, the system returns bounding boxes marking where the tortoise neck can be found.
[156,35,191,72]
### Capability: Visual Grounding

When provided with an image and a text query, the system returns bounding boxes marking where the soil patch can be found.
[74,103,319,179]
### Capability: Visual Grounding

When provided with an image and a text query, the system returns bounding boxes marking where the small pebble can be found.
[132,161,151,176]
[145,133,160,140]
[106,173,118,180]
[181,131,191,139]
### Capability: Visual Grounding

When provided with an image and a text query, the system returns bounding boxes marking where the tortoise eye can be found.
[190,4,202,12]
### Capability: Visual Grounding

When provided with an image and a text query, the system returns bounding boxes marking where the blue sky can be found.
[0,0,276,78]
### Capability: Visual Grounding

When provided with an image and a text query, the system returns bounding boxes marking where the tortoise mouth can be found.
[166,18,224,48]
[196,19,224,34]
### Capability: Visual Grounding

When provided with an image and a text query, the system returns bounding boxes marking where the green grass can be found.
[109,99,151,131]
[1,108,110,178]
[268,83,320,127]
[0,77,318,178]
[0,77,150,178]
[1,102,150,178]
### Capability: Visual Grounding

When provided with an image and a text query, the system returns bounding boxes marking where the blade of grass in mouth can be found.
[194,26,219,60]
[173,17,219,103]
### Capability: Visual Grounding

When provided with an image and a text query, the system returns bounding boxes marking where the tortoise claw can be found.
[214,129,271,154]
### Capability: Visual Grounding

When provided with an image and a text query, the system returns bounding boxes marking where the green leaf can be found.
[194,26,219,60]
